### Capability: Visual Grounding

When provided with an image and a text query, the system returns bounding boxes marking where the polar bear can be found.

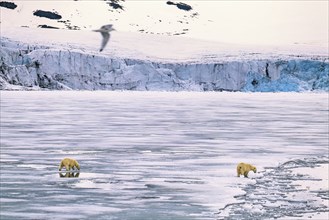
[59,158,80,171]
[237,162,257,178]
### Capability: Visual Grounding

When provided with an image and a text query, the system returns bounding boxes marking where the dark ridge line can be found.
[38,25,60,29]
[33,10,62,20]
[0,1,17,9]
[106,0,124,11]
[166,1,192,11]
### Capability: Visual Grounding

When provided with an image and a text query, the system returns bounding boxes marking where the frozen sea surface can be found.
[0,91,328,219]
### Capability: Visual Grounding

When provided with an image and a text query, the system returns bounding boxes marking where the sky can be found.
[189,1,328,44]
[1,0,328,45]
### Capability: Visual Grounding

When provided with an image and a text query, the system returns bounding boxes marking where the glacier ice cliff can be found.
[1,38,328,92]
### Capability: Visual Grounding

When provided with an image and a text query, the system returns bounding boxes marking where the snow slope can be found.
[1,0,327,45]
[0,0,202,37]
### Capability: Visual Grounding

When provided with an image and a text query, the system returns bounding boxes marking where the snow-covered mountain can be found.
[0,0,328,91]
[0,0,201,37]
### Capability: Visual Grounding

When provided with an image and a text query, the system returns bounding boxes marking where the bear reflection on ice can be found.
[237,162,257,178]
[59,172,80,178]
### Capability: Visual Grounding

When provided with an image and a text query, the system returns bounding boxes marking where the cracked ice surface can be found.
[217,156,329,219]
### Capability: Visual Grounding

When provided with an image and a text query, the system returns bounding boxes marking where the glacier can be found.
[1,37,328,92]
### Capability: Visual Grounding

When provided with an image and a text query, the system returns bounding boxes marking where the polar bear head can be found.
[74,160,80,170]
[250,165,257,173]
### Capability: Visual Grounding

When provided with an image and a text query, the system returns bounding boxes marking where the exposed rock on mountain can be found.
[33,10,62,20]
[0,1,17,10]
[166,1,192,11]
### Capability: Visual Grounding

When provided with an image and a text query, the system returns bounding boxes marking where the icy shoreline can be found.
[1,34,328,92]
[218,156,329,219]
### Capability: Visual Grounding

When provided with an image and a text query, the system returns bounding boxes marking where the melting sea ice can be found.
[0,91,328,219]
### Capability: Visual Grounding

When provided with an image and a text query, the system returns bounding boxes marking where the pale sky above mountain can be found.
[190,1,328,45]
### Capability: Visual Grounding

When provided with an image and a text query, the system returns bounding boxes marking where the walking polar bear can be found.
[59,158,80,171]
[237,162,257,178]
